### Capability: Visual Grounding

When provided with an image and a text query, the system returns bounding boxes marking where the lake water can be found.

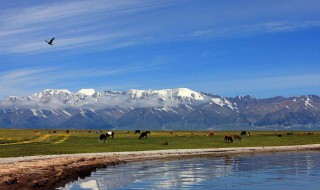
[59,151,320,190]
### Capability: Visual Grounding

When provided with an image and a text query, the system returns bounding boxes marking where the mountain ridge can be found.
[0,88,319,130]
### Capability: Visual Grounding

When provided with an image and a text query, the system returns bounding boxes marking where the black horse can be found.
[99,134,107,143]
[99,132,114,143]
[135,130,141,134]
[240,131,250,136]
[240,131,247,136]
[139,131,150,139]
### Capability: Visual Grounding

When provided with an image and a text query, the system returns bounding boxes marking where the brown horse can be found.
[224,134,233,143]
[233,134,242,141]
[208,132,214,137]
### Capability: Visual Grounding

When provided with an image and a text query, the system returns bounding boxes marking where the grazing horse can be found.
[135,130,141,134]
[139,131,150,139]
[162,141,168,145]
[208,132,214,137]
[106,131,114,139]
[241,131,251,136]
[99,134,107,143]
[233,134,242,141]
[240,131,247,136]
[224,134,233,143]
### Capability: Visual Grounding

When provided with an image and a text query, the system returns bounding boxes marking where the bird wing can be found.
[49,37,55,43]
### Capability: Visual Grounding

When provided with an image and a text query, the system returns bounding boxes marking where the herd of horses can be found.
[224,131,251,143]
[98,130,251,143]
[98,130,151,143]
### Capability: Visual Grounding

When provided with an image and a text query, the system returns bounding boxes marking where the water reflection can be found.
[60,151,320,190]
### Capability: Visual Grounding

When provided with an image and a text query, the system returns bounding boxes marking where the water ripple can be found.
[60,151,320,190]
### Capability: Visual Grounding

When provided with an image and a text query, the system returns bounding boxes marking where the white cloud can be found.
[0,60,164,98]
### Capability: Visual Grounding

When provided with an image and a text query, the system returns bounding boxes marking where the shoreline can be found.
[1,144,320,190]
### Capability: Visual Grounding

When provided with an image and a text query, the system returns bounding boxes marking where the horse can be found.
[135,130,141,134]
[208,132,214,137]
[241,131,251,136]
[139,131,150,139]
[106,131,114,139]
[233,134,242,141]
[99,134,107,143]
[162,141,168,145]
[224,134,233,143]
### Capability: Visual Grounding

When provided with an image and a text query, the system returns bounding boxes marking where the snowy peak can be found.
[35,89,71,98]
[166,88,205,100]
[75,89,101,99]
[34,89,72,104]
[76,89,97,96]
[126,88,206,101]
[2,88,214,109]
[126,89,149,99]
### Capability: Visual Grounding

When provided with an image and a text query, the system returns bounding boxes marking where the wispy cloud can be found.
[2,0,320,54]
[1,0,320,99]
[6,31,143,54]
[0,60,165,98]
[0,0,179,54]
[185,20,320,40]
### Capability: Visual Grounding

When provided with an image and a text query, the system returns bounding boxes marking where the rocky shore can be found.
[1,144,320,190]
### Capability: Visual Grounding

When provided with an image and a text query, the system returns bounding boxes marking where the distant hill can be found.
[0,88,319,130]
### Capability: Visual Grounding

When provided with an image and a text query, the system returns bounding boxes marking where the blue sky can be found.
[1,0,320,98]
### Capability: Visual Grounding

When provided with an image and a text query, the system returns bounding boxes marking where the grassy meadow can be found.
[0,129,319,158]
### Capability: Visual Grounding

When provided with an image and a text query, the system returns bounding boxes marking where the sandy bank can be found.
[1,144,320,190]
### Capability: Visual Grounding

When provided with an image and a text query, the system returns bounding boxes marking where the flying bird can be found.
[45,37,55,45]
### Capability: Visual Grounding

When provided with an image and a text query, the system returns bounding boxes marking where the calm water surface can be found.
[59,151,320,190]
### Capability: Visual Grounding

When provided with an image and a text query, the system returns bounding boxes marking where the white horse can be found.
[106,131,114,139]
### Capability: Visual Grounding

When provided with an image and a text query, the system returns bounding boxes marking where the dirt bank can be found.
[1,144,320,190]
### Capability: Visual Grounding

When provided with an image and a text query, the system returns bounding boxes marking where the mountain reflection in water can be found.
[59,151,320,190]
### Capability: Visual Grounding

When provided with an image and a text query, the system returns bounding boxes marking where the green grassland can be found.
[0,129,319,158]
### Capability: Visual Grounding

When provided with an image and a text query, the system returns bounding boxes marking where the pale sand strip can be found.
[0,144,320,189]
[1,144,320,164]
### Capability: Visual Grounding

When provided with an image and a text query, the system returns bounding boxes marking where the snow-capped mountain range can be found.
[0,88,319,130]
